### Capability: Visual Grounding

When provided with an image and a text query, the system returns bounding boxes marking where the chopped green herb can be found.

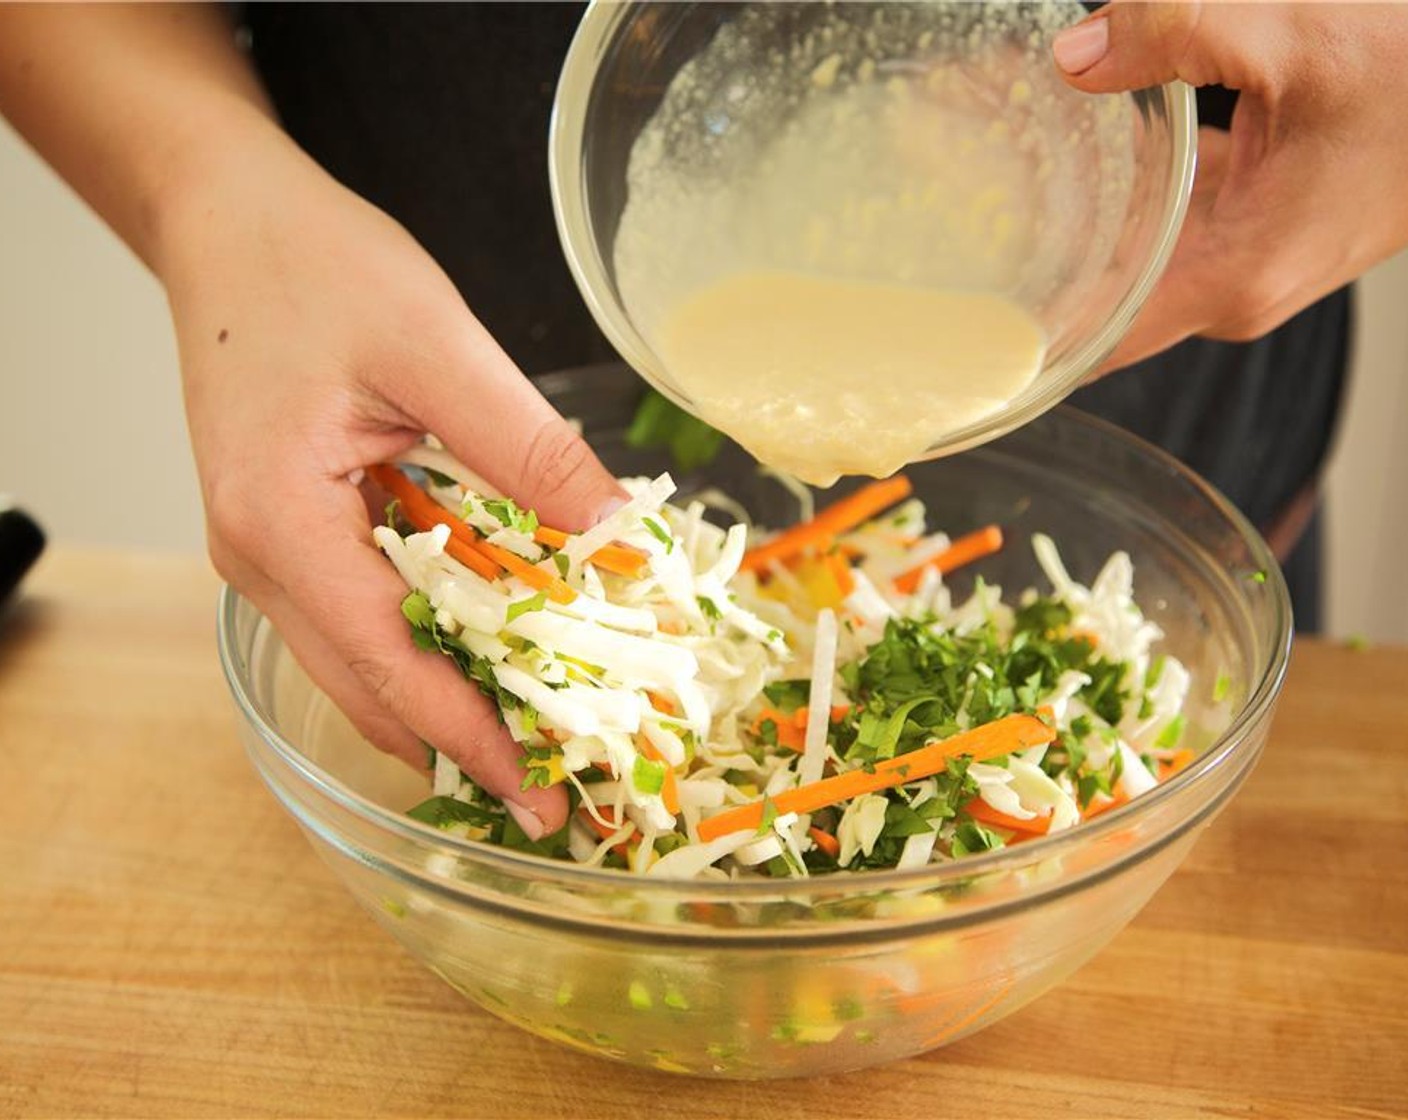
[625,388,726,472]
[1212,672,1231,703]
[506,591,548,623]
[763,679,811,711]
[642,516,674,552]
[757,793,779,835]
[405,795,498,830]
[1154,713,1187,750]
[401,589,436,630]
[480,496,539,535]
[632,754,667,796]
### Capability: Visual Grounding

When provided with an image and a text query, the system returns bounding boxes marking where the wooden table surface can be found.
[2,549,1405,1119]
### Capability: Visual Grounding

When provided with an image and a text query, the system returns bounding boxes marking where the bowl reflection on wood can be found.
[219,365,1289,1079]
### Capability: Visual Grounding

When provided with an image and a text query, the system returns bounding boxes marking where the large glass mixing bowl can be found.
[218,365,1289,1080]
[550,1,1196,460]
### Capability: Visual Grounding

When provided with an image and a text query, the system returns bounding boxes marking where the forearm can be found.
[0,3,292,277]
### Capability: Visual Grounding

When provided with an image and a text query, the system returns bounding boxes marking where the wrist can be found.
[148,101,317,285]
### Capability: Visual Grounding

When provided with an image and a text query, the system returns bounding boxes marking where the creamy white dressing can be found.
[610,3,1096,487]
[658,270,1046,486]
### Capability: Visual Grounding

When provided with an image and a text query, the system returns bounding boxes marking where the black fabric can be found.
[246,2,615,375]
[244,3,1347,629]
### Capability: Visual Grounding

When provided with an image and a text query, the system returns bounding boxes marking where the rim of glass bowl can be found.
[216,407,1291,931]
[548,1,1198,459]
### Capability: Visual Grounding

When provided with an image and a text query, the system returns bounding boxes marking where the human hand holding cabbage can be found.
[163,134,624,839]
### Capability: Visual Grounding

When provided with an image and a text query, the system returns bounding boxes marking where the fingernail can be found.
[593,494,627,526]
[506,801,547,841]
[1053,17,1109,74]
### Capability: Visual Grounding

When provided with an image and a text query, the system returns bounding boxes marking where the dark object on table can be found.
[0,503,45,606]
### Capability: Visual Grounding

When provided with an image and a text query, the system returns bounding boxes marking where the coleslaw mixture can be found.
[372,453,1197,880]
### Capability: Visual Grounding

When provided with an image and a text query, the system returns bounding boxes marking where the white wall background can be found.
[2,118,1406,642]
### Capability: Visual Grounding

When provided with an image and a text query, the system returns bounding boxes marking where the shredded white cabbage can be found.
[377,455,1196,880]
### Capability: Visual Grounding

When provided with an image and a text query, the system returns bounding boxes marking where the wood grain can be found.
[2,549,1405,1119]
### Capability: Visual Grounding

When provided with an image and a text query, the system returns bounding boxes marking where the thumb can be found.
[1052,2,1282,94]
[401,319,627,534]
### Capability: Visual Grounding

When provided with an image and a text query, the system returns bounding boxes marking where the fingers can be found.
[255,588,435,772]
[390,313,626,532]
[214,474,569,838]
[1053,3,1286,95]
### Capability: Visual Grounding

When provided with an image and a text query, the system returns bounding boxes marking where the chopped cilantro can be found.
[506,591,548,623]
[763,679,811,712]
[1013,597,1072,635]
[480,496,539,535]
[401,589,436,630]
[632,754,667,796]
[1145,653,1167,690]
[625,388,726,472]
[1212,672,1231,703]
[1154,713,1187,750]
[401,597,522,716]
[406,795,498,830]
[1077,770,1112,809]
[1080,657,1129,726]
[697,595,723,621]
[950,821,1004,857]
[757,793,779,835]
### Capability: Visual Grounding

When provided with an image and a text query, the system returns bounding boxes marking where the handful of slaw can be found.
[371,449,1196,881]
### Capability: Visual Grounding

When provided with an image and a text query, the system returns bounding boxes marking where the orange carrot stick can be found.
[740,476,913,573]
[697,713,1055,842]
[373,464,628,592]
[637,737,681,815]
[1082,790,1129,821]
[369,464,501,581]
[750,708,807,753]
[534,526,647,578]
[1156,748,1196,782]
[578,807,631,859]
[893,525,1005,595]
[807,827,840,859]
[963,798,1051,836]
[473,538,576,604]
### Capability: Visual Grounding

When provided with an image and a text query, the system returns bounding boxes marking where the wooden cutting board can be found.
[1,549,1404,1118]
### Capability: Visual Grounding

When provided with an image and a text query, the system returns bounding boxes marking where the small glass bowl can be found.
[219,365,1289,1080]
[550,1,1196,460]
